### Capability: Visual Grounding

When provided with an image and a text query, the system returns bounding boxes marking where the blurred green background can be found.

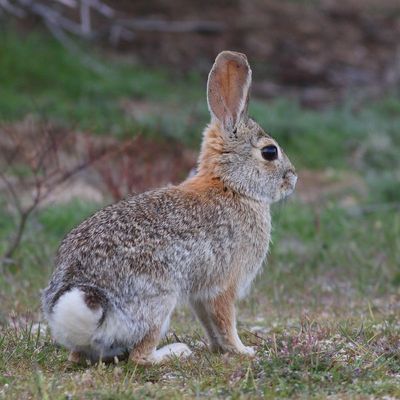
[0,1,399,398]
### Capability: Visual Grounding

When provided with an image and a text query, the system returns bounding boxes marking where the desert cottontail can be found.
[42,51,297,364]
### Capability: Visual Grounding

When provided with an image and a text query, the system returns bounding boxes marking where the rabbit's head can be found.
[197,51,297,203]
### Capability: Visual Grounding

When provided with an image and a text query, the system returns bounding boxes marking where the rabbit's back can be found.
[43,184,270,314]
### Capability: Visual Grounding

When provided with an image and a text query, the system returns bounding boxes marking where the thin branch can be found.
[0,128,115,263]
[54,0,77,7]
[0,171,23,214]
[3,0,224,43]
[80,0,91,35]
[44,19,110,74]
[85,0,114,18]
[116,18,225,34]
[1,194,42,262]
[0,0,25,17]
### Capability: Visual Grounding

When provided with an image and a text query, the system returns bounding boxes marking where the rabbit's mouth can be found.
[280,169,297,197]
[266,170,297,203]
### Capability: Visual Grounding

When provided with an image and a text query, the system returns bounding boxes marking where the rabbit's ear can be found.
[207,51,252,133]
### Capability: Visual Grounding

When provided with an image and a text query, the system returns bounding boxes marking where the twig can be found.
[54,0,77,7]
[116,18,225,34]
[80,0,91,35]
[1,0,224,44]
[0,126,118,264]
[0,171,23,214]
[44,19,110,75]
[84,0,114,18]
[0,0,25,17]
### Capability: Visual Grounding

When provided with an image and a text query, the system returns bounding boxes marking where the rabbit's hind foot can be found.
[129,329,192,365]
[131,343,192,365]
[152,343,192,363]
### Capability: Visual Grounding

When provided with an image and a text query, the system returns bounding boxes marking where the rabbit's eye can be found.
[261,145,278,161]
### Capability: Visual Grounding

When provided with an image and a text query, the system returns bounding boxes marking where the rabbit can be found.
[42,51,297,365]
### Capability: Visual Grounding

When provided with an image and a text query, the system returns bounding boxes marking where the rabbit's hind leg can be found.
[129,328,160,365]
[68,350,82,363]
[129,324,192,365]
[125,290,192,365]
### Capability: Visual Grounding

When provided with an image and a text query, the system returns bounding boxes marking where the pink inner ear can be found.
[222,60,249,124]
[208,52,251,130]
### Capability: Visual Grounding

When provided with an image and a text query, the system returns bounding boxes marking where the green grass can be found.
[0,26,205,143]
[1,27,400,399]
[1,300,400,399]
[0,198,399,399]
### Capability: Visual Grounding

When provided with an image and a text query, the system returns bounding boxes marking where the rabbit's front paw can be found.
[214,342,256,356]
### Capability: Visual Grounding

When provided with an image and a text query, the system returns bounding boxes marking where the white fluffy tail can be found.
[49,288,103,350]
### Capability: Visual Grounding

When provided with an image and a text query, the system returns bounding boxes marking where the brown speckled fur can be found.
[129,328,161,365]
[42,51,297,363]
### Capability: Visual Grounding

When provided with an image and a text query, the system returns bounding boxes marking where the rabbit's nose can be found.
[283,169,296,179]
[283,169,298,187]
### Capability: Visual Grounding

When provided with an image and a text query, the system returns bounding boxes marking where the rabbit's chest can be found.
[179,200,271,297]
[232,207,271,296]
[192,202,271,297]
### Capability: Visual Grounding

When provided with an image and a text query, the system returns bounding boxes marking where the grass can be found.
[0,27,400,399]
[0,199,398,399]
[1,317,399,399]
[0,26,205,144]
